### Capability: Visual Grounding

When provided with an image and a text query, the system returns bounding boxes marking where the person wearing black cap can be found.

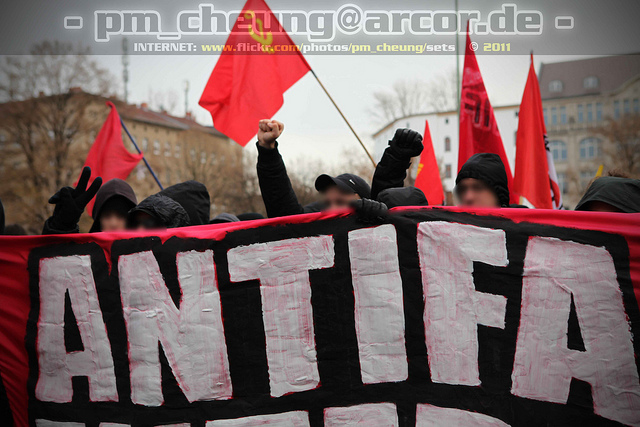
[455,153,510,207]
[575,176,640,213]
[255,119,371,217]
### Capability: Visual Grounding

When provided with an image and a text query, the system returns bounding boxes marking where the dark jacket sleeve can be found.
[256,142,305,218]
[370,146,413,200]
[42,217,79,235]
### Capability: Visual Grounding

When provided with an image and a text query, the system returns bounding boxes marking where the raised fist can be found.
[389,128,423,158]
[257,119,284,149]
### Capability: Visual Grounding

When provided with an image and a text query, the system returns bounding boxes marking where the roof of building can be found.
[0,89,227,139]
[112,99,226,138]
[371,104,518,138]
[539,54,640,100]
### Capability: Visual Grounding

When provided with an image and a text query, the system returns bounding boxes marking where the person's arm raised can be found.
[42,167,102,235]
[255,120,305,218]
[371,128,423,200]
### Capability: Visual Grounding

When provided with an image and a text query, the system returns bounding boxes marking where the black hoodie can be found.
[128,194,191,229]
[456,153,510,207]
[157,181,210,225]
[575,176,640,213]
[89,179,138,233]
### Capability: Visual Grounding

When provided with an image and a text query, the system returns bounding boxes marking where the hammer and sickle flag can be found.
[199,0,310,146]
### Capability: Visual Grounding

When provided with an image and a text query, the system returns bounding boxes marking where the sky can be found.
[95,52,597,169]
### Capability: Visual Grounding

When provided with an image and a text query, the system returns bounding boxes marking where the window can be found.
[210,153,216,165]
[549,140,567,162]
[174,143,181,158]
[557,172,567,194]
[201,151,207,164]
[141,138,149,152]
[634,98,639,114]
[577,105,584,123]
[445,164,452,179]
[549,80,563,93]
[164,142,171,157]
[596,103,603,122]
[560,107,567,124]
[190,149,196,161]
[587,103,593,122]
[543,108,548,125]
[579,137,601,159]
[551,107,557,125]
[445,118,449,124]
[583,76,599,89]
[614,100,620,119]
[624,99,630,115]
[444,137,451,152]
[153,140,160,155]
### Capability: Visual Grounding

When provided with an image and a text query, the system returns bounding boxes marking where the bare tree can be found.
[593,115,640,178]
[0,41,116,232]
[369,70,458,124]
[147,88,180,115]
[426,70,458,113]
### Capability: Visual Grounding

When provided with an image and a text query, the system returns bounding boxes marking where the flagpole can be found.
[120,118,164,190]
[309,69,377,168]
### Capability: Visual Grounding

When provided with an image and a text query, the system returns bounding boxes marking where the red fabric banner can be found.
[199,0,311,146]
[514,55,562,209]
[459,29,516,204]
[414,120,444,205]
[77,102,143,216]
[0,209,639,426]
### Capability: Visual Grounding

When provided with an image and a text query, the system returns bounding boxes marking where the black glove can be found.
[47,167,102,231]
[389,128,423,158]
[351,198,388,224]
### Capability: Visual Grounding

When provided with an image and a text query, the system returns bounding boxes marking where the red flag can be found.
[514,55,563,209]
[77,102,143,216]
[199,0,311,146]
[459,26,516,203]
[414,121,444,205]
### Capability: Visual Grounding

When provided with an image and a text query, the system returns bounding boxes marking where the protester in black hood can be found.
[89,178,137,233]
[371,128,424,200]
[455,153,510,207]
[43,167,103,235]
[128,194,191,229]
[575,176,640,213]
[255,119,371,217]
[157,181,210,225]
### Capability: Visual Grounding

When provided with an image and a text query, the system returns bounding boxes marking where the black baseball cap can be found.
[315,173,371,199]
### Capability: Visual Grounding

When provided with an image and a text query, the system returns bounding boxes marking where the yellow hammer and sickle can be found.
[244,11,273,48]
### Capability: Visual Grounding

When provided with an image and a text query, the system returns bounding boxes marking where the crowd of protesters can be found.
[0,119,639,236]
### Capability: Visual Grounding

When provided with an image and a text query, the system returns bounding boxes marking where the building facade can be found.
[539,55,640,207]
